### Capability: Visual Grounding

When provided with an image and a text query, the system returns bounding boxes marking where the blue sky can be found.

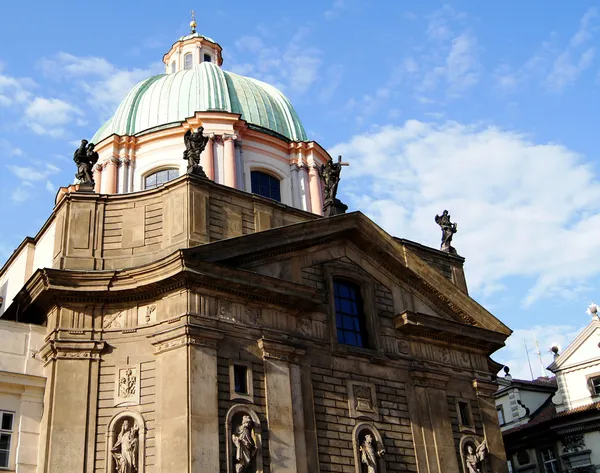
[2,0,600,378]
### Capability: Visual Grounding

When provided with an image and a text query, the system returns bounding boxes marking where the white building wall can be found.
[560,361,600,410]
[0,320,46,473]
[32,222,55,273]
[0,246,31,318]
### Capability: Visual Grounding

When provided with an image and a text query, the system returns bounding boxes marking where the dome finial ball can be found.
[190,10,197,33]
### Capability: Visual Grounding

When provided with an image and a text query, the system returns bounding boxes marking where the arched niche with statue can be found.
[460,435,488,473]
[352,422,386,473]
[225,404,263,473]
[105,410,146,473]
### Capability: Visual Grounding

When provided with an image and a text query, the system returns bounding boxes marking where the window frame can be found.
[538,446,560,473]
[184,52,193,70]
[171,61,176,73]
[0,410,14,470]
[333,279,369,349]
[250,170,282,202]
[323,262,382,356]
[229,360,254,403]
[143,168,180,190]
[456,399,476,433]
[203,53,212,63]
[497,404,506,425]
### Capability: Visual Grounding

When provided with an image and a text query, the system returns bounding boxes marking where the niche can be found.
[352,422,386,473]
[105,410,146,473]
[225,405,263,473]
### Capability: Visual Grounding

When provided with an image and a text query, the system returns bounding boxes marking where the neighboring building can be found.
[496,318,600,473]
[0,319,46,472]
[0,21,513,473]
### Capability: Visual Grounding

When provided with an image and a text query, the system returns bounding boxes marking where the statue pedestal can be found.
[441,244,457,255]
[323,198,348,217]
[76,182,95,193]
[187,165,208,179]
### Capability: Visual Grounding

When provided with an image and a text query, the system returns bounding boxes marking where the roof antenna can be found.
[524,338,534,380]
[534,335,548,378]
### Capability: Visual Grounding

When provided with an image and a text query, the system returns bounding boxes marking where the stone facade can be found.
[1,175,511,473]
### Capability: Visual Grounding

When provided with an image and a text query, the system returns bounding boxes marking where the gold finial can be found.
[190,10,197,33]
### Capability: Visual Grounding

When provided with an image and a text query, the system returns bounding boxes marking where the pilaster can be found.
[473,379,508,473]
[258,338,307,473]
[202,135,215,180]
[150,323,223,473]
[224,134,237,188]
[308,165,322,215]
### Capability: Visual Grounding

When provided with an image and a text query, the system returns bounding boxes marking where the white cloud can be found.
[329,120,600,306]
[324,0,346,20]
[229,28,322,95]
[39,52,161,118]
[0,138,23,157]
[45,180,54,193]
[546,47,595,91]
[23,97,84,138]
[0,64,37,106]
[10,187,31,203]
[8,163,61,182]
[496,324,587,380]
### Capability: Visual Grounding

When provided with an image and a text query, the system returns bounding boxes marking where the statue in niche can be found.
[360,433,385,473]
[73,139,99,187]
[435,209,458,254]
[183,127,208,177]
[111,419,139,473]
[318,155,349,217]
[465,439,488,473]
[231,415,257,473]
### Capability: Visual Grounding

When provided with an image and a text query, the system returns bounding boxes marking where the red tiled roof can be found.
[555,400,600,417]
[510,377,557,388]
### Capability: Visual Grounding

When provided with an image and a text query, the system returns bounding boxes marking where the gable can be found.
[549,319,600,371]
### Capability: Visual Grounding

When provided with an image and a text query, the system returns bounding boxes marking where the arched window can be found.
[184,53,193,70]
[144,169,179,190]
[203,54,212,63]
[333,280,368,348]
[250,171,281,202]
[171,61,176,73]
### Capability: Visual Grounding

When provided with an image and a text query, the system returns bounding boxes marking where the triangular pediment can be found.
[548,319,600,372]
[184,212,511,338]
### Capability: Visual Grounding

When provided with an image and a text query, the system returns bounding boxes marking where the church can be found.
[0,18,511,473]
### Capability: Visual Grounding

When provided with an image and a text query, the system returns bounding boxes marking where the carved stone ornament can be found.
[352,423,386,473]
[562,433,585,453]
[347,381,379,420]
[115,366,140,407]
[106,411,146,473]
[39,340,105,365]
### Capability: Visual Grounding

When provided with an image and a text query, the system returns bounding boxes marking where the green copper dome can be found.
[92,62,307,143]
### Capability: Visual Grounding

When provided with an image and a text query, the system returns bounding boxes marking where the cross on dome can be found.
[190,10,197,34]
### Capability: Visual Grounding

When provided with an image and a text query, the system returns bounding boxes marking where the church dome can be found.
[92,62,308,143]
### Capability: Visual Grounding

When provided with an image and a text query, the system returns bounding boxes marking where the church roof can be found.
[92,62,308,143]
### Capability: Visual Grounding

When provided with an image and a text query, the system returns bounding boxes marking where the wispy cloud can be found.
[24,97,84,138]
[324,0,346,20]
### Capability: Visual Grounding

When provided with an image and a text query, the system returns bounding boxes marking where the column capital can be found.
[149,323,224,354]
[258,337,305,362]
[223,133,238,141]
[39,339,106,365]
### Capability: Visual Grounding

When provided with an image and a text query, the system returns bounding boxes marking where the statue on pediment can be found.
[319,155,349,217]
[435,209,458,254]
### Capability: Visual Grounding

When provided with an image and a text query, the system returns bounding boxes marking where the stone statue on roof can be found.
[435,209,458,254]
[183,127,209,177]
[73,139,99,189]
[319,155,349,217]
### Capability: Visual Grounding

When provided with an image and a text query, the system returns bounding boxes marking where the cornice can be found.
[39,339,106,365]
[148,321,224,354]
[258,337,306,362]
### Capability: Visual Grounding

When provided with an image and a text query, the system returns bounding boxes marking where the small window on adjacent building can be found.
[250,171,281,202]
[334,280,368,348]
[144,169,179,190]
[184,52,193,70]
[234,365,248,394]
[171,61,176,73]
[0,411,14,468]
[204,53,212,63]
[458,401,473,427]
[591,376,600,395]
[497,405,505,425]
[540,447,559,473]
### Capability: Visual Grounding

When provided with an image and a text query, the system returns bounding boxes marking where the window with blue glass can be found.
[251,171,281,202]
[334,280,369,348]
[144,169,179,190]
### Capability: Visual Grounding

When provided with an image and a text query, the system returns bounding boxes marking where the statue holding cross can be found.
[318,155,349,217]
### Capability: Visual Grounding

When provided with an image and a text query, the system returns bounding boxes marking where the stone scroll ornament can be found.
[465,439,488,473]
[73,139,99,189]
[183,127,209,177]
[435,209,458,254]
[360,433,385,473]
[319,155,349,217]
[111,418,139,473]
[232,415,257,473]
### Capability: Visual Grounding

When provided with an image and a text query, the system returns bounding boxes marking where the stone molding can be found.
[411,370,449,389]
[257,337,305,362]
[39,339,106,365]
[472,379,498,398]
[149,323,224,355]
